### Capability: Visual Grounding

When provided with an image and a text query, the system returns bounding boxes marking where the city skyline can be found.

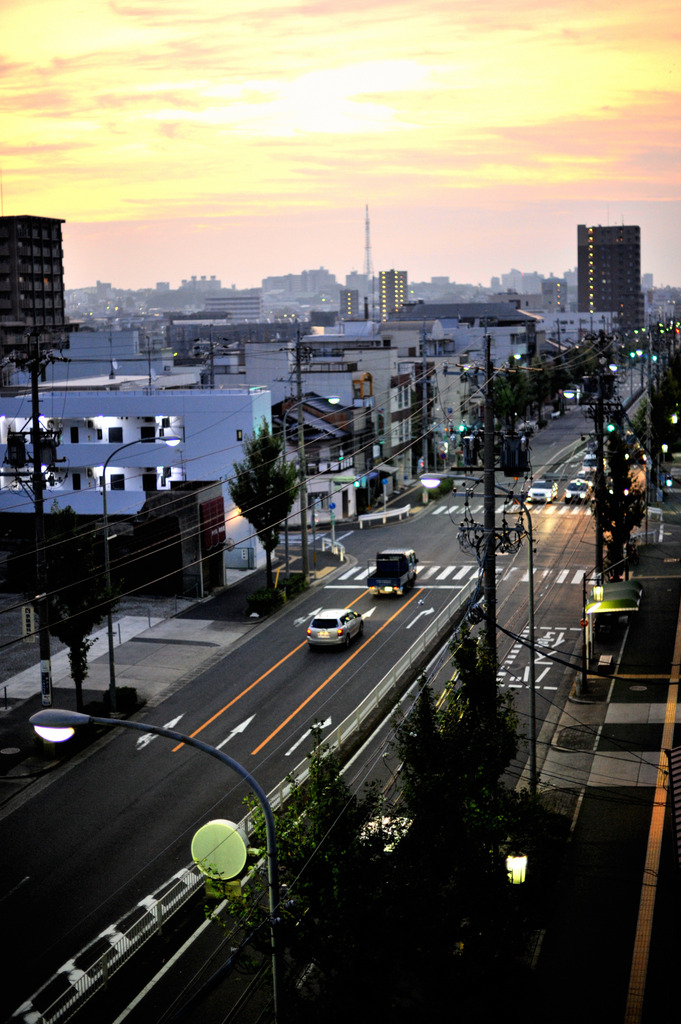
[3,0,680,291]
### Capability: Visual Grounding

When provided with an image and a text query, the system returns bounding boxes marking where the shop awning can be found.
[585,580,643,615]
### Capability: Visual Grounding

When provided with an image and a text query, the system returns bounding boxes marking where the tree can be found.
[42,503,115,711]
[209,630,565,1022]
[494,362,528,429]
[526,356,552,422]
[228,418,298,589]
[597,432,646,572]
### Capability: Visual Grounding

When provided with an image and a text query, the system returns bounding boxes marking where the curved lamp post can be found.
[30,708,282,1023]
[100,436,180,712]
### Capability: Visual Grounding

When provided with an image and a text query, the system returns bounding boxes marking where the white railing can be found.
[320,538,345,561]
[17,574,477,1024]
[358,503,411,528]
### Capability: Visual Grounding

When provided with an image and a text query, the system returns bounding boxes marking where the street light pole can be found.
[30,708,282,1023]
[101,436,179,713]
[294,332,310,582]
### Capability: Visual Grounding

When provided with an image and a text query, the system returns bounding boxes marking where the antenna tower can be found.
[363,204,375,318]
[363,204,374,280]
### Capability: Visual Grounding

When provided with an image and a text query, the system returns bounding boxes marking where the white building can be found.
[203,292,263,320]
[0,384,272,595]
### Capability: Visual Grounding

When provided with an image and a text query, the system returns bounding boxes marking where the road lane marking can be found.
[215,716,255,750]
[285,717,332,756]
[171,593,367,752]
[136,715,184,750]
[250,588,424,757]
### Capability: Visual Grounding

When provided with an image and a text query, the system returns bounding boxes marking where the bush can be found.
[282,573,307,598]
[246,586,286,617]
[104,686,139,715]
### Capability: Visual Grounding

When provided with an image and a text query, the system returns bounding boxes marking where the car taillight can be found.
[337,628,344,636]
[306,627,311,636]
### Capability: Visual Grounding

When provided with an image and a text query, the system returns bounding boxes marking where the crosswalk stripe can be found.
[328,564,590,589]
[338,566,362,579]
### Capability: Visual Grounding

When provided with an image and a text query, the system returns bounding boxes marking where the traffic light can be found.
[606,421,617,433]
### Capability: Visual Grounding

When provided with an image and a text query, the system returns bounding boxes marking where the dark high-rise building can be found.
[379,269,407,321]
[577,224,644,330]
[0,215,67,356]
[339,288,360,320]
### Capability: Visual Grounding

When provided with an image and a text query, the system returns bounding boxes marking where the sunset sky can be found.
[2,0,680,291]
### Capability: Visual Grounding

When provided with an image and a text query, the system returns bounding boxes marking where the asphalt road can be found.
[0,408,602,1021]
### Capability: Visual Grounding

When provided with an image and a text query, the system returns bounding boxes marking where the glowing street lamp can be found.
[31,708,282,1022]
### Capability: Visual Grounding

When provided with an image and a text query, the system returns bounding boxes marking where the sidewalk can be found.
[531,525,681,1023]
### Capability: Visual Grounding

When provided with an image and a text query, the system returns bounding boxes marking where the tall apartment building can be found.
[0,215,67,357]
[379,269,407,320]
[339,288,360,320]
[577,224,644,330]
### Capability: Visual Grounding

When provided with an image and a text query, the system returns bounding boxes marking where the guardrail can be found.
[19,572,477,1024]
[358,503,411,528]
[321,538,345,561]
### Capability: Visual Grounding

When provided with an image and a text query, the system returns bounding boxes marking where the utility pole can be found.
[295,329,310,581]
[27,331,53,706]
[421,323,429,473]
[483,332,497,672]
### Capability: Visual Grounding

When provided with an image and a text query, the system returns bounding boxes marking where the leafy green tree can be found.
[526,356,552,421]
[205,627,566,1021]
[42,503,115,711]
[632,354,681,465]
[494,362,528,429]
[228,418,298,588]
[598,432,646,572]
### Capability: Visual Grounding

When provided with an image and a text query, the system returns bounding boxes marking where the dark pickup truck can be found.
[367,549,418,596]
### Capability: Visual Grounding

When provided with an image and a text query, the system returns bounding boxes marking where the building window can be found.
[72,473,81,490]
[70,426,79,443]
[108,426,123,444]
[110,473,125,491]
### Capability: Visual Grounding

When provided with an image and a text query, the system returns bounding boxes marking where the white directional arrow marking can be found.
[295,608,321,628]
[216,716,255,750]
[136,715,184,750]
[406,608,435,630]
[360,606,377,619]
[286,718,332,756]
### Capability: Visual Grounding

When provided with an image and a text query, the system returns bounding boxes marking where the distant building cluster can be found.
[0,211,678,597]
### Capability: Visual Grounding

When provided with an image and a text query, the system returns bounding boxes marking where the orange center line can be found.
[250,588,423,756]
[171,592,367,752]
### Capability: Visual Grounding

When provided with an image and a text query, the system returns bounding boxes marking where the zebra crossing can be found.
[430,500,590,517]
[326,563,589,589]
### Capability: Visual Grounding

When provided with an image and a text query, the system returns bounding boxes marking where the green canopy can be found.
[585,580,643,615]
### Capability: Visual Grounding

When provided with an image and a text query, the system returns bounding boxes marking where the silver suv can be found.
[307,608,364,649]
